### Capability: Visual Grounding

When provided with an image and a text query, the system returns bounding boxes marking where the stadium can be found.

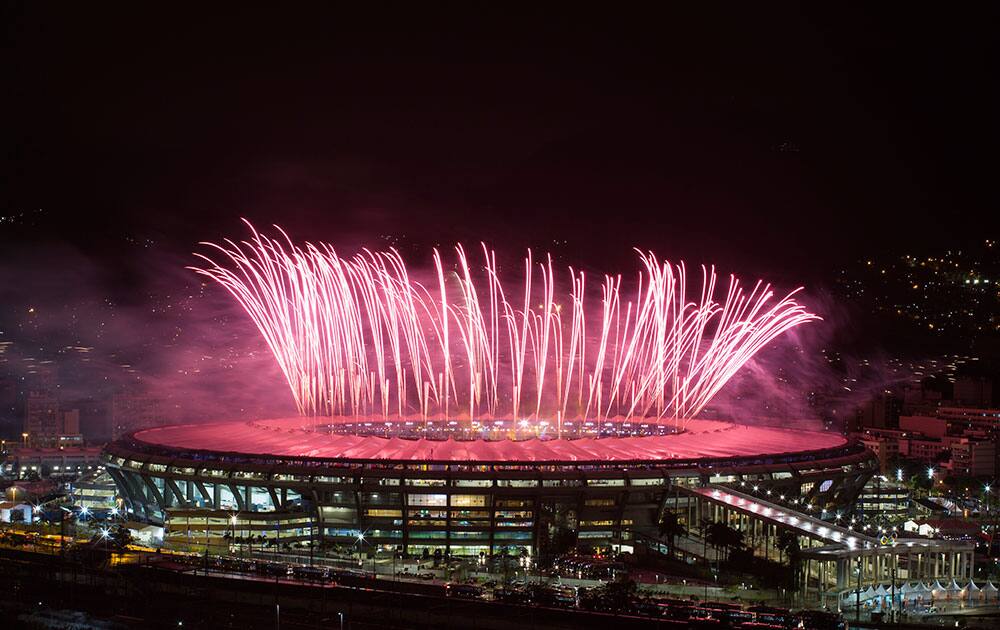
[102,226,876,560]
[102,417,875,559]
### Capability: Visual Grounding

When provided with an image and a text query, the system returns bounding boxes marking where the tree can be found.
[109,524,133,550]
[698,518,714,563]
[775,530,801,590]
[499,545,514,588]
[724,546,756,574]
[657,511,686,556]
[705,522,744,561]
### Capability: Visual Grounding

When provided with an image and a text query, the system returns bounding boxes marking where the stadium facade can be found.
[102,418,876,559]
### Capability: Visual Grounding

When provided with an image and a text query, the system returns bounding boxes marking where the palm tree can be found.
[776,530,797,563]
[776,530,801,589]
[698,518,714,563]
[658,511,686,557]
[707,522,744,561]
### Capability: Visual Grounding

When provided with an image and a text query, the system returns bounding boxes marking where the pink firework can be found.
[191,221,820,434]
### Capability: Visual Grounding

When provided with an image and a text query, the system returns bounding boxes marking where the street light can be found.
[355,532,374,578]
[927,466,934,480]
[228,513,240,558]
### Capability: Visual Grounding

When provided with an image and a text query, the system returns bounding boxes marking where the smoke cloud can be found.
[0,223,925,442]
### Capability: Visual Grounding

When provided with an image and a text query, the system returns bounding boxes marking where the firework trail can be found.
[191,221,820,435]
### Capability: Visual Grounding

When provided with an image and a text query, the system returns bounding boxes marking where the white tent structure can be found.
[947,579,962,600]
[862,585,877,603]
[931,580,948,600]
[873,584,888,610]
[899,582,917,602]
[909,582,928,609]
[963,580,981,603]
[984,581,999,601]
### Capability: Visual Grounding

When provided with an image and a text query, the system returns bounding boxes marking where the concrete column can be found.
[804,558,811,597]
[820,560,826,607]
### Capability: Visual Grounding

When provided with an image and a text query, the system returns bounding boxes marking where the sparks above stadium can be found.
[107,225,857,559]
[190,221,820,433]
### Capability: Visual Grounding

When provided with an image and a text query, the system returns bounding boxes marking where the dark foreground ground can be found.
[0,547,694,629]
[2,547,997,630]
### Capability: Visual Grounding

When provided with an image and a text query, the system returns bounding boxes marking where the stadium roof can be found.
[130,418,846,463]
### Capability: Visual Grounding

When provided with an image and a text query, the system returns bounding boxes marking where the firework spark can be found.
[192,221,820,435]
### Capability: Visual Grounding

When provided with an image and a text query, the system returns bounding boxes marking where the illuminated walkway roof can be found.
[689,486,974,559]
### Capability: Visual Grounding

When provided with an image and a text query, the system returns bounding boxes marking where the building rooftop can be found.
[127,417,847,463]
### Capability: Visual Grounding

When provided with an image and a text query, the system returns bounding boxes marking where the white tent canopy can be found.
[984,582,999,599]
[903,582,927,601]
[931,580,948,599]
[964,580,981,601]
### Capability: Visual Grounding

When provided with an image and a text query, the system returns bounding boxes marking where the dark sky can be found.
[4,4,997,286]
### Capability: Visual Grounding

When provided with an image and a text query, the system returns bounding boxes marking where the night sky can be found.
[6,5,994,285]
[0,3,998,440]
